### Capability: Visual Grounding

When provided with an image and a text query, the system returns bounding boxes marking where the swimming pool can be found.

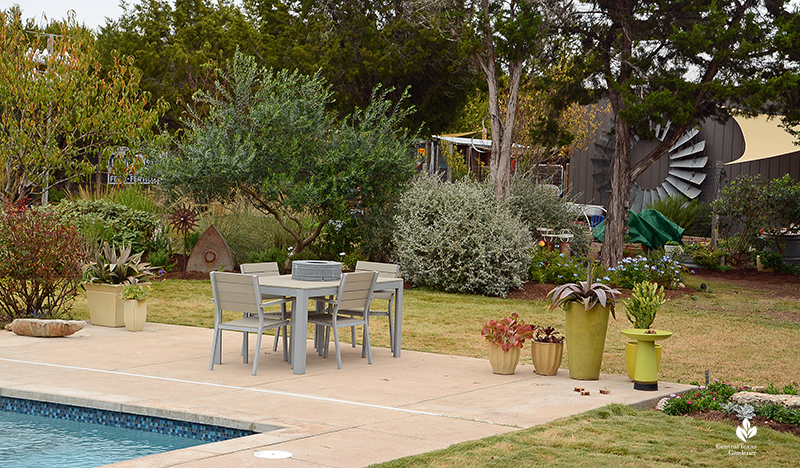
[0,396,256,468]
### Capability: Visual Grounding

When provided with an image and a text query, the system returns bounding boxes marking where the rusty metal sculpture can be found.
[168,203,198,278]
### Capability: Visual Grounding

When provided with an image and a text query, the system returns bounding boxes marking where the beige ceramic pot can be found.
[488,344,521,375]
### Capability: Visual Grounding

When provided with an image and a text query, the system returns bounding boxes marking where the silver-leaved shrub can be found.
[393,177,532,297]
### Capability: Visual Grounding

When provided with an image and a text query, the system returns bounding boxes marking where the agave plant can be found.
[547,264,620,317]
[83,243,153,284]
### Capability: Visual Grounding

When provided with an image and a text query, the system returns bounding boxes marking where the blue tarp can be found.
[592,209,684,249]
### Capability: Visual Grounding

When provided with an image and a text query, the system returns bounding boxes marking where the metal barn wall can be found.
[568,116,800,207]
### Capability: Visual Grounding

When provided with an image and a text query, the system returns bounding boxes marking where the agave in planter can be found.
[547,266,620,380]
[82,243,153,327]
[481,313,533,375]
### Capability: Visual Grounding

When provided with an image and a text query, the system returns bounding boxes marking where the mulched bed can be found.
[506,267,800,301]
[683,410,800,437]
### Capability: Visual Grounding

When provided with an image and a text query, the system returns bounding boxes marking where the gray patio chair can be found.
[308,271,378,369]
[337,261,400,350]
[240,262,289,353]
[209,272,293,375]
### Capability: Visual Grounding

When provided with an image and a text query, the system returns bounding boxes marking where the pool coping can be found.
[0,387,278,434]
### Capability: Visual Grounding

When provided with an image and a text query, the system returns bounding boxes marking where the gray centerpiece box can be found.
[291,260,343,281]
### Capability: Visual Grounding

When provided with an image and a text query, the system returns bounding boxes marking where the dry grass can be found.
[69,274,799,387]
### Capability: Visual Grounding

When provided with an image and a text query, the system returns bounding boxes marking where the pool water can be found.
[0,410,205,468]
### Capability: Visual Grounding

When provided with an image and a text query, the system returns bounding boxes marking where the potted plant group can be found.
[481,313,533,375]
[622,281,666,380]
[530,326,564,376]
[82,243,153,327]
[547,265,620,380]
[121,279,149,332]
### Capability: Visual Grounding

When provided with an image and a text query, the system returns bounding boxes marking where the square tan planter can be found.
[84,283,150,327]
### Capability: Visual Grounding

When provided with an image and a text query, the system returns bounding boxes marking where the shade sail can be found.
[726,115,800,165]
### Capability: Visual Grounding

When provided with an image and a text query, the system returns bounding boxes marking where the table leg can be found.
[393,282,403,357]
[292,290,309,375]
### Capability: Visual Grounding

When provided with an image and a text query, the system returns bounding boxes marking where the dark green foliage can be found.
[56,199,160,255]
[648,196,710,238]
[755,405,800,426]
[97,0,257,129]
[0,202,85,322]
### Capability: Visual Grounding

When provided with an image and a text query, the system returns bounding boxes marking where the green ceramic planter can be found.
[565,302,610,380]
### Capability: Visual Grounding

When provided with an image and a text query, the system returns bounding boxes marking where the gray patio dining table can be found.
[258,274,404,374]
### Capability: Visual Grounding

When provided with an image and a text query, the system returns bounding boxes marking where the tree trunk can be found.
[600,112,633,268]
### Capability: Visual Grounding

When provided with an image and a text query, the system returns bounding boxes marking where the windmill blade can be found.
[668,169,707,185]
[669,128,700,151]
[662,180,680,197]
[671,156,708,168]
[656,186,668,200]
[666,175,702,198]
[670,141,706,159]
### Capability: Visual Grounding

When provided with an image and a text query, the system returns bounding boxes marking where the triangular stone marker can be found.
[186,225,234,273]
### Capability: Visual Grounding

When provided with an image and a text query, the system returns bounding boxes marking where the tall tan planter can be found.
[123,299,147,332]
[565,302,610,380]
[83,283,126,327]
[488,344,521,375]
[531,341,564,376]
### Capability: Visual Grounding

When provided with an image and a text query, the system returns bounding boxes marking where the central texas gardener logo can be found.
[736,418,757,443]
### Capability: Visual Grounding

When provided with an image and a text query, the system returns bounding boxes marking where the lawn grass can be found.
[67,274,799,466]
[370,404,800,468]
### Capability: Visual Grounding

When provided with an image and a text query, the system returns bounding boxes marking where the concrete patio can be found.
[0,322,693,467]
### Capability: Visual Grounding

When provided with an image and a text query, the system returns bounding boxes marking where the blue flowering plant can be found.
[603,251,684,290]
[529,243,586,285]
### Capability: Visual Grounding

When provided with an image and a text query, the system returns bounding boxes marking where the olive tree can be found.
[154,52,417,268]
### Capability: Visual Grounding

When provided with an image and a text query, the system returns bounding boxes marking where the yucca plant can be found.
[83,243,153,284]
[547,264,620,317]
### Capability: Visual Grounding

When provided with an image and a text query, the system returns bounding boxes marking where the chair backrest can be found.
[355,261,400,279]
[335,271,378,313]
[210,271,262,317]
[240,262,281,276]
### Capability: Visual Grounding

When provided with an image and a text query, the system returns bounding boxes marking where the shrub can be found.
[394,177,532,297]
[510,173,591,256]
[0,202,85,322]
[683,242,725,270]
[529,244,587,284]
[56,199,160,256]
